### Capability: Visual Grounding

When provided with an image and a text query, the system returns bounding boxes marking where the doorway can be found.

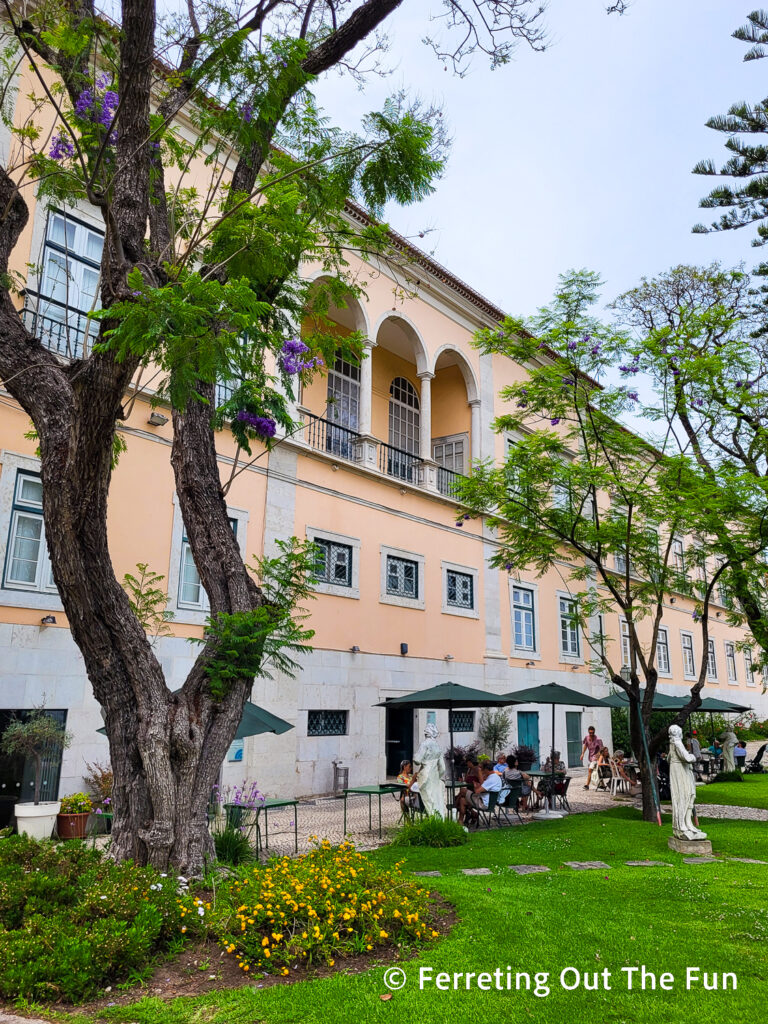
[517,711,539,764]
[385,704,414,776]
[566,711,582,768]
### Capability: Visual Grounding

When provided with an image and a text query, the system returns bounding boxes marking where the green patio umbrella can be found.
[696,697,751,746]
[96,701,293,740]
[500,683,613,820]
[601,688,685,710]
[375,682,522,781]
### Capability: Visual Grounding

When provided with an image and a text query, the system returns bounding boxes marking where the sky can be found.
[313,0,763,320]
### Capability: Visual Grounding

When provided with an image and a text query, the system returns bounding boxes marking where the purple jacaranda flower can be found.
[75,88,94,117]
[627,391,638,401]
[95,72,112,90]
[550,417,561,425]
[504,562,513,571]
[590,344,602,356]
[692,609,701,623]
[582,333,592,344]
[236,410,277,438]
[149,140,160,151]
[692,397,704,407]
[241,101,254,123]
[280,336,321,374]
[567,340,578,351]
[95,807,103,815]
[619,362,639,376]
[455,520,464,527]
[464,513,471,520]
[537,341,546,349]
[49,133,74,160]
[671,368,680,377]
[562,376,575,387]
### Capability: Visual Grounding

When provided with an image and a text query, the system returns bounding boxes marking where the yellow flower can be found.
[379,930,388,938]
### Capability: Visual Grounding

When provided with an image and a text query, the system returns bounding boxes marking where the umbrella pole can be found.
[550,702,556,810]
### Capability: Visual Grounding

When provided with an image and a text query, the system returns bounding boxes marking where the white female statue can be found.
[668,724,707,841]
[413,723,447,819]
[721,729,737,772]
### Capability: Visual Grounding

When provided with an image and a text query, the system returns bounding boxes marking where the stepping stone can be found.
[564,861,610,870]
[462,867,492,875]
[625,860,671,867]
[413,871,442,877]
[726,857,767,864]
[509,864,550,875]
[683,857,718,864]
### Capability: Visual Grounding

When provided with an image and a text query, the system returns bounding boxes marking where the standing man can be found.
[581,725,603,790]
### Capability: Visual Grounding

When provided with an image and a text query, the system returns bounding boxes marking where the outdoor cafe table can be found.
[343,784,401,838]
[527,770,571,810]
[256,798,299,855]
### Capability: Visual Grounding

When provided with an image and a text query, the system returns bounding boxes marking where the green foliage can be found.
[0,835,187,1002]
[180,839,437,974]
[712,770,744,784]
[59,792,92,814]
[391,815,469,848]
[122,562,174,641]
[477,708,512,758]
[197,537,316,700]
[213,826,254,866]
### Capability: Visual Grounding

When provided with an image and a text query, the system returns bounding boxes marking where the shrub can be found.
[214,826,254,866]
[183,839,437,976]
[0,835,189,1002]
[391,815,468,848]
[84,760,113,813]
[712,770,743,784]
[59,792,93,814]
[445,740,481,776]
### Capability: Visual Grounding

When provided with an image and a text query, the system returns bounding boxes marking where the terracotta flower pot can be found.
[56,811,90,840]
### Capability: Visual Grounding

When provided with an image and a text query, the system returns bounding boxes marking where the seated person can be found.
[396,760,420,813]
[502,755,532,810]
[542,750,566,774]
[457,764,502,824]
[493,753,508,773]
[686,733,702,759]
[735,740,747,769]
[453,755,481,813]
[708,740,723,757]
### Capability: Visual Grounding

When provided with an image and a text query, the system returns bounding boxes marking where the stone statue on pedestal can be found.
[413,723,447,819]
[721,729,737,773]
[668,724,707,842]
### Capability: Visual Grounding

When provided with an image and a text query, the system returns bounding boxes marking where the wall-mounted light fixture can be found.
[716,611,722,618]
[670,597,676,604]
[400,642,408,656]
[349,645,360,653]
[40,615,56,626]
[444,654,454,661]
[571,664,579,671]
[525,661,535,668]
[148,411,168,427]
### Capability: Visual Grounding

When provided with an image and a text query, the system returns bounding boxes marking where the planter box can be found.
[15,801,61,840]
[56,811,90,840]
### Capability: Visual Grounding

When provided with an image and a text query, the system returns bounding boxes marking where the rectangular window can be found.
[707,639,718,679]
[433,435,467,475]
[386,555,418,599]
[449,710,475,733]
[307,710,348,736]
[314,538,353,588]
[3,472,56,593]
[559,597,580,657]
[657,628,670,674]
[681,633,696,678]
[179,518,237,608]
[672,538,685,575]
[513,586,536,651]
[620,620,631,667]
[725,641,738,683]
[552,482,570,509]
[35,212,104,358]
[446,569,474,609]
[716,557,730,607]
[745,648,756,686]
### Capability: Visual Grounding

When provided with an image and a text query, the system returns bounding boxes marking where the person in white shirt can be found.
[458,764,501,823]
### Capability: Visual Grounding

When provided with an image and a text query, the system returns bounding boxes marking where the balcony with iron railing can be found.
[22,294,98,360]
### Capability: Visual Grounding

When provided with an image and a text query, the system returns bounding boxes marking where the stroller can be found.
[744,743,767,774]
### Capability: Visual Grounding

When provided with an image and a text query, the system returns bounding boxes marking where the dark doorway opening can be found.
[0,709,67,829]
[385,704,414,777]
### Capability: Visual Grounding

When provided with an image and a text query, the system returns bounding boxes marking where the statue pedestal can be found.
[668,836,713,856]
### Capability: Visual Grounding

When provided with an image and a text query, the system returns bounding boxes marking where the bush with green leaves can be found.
[391,815,468,848]
[214,826,254,866]
[0,835,189,1002]
[712,770,744,784]
[59,792,93,814]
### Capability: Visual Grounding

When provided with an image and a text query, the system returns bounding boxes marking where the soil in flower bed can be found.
[56,892,456,1013]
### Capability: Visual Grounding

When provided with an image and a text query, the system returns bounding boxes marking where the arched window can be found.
[388,377,420,480]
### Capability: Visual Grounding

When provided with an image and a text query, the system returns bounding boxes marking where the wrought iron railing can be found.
[22,295,98,359]
[303,412,361,462]
[437,466,466,498]
[379,441,419,483]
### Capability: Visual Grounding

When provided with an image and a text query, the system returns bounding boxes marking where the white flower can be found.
[198,906,205,916]
[100,895,107,900]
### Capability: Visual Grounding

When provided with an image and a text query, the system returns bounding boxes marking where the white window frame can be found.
[558,593,582,662]
[724,640,738,685]
[671,537,685,576]
[509,579,540,658]
[744,647,756,687]
[680,630,696,680]
[620,619,631,668]
[433,433,468,476]
[441,560,479,619]
[306,525,361,600]
[379,544,425,609]
[0,452,64,611]
[167,493,250,624]
[707,638,718,681]
[656,626,671,677]
[3,473,57,594]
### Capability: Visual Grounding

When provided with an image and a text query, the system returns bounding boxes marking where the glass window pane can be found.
[18,476,43,506]
[9,513,42,583]
[85,230,103,262]
[179,543,202,605]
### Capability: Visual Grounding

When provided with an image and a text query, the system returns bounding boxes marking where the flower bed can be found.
[180,839,437,976]
[0,835,185,1002]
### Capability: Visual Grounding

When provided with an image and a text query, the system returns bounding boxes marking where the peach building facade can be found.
[0,66,764,811]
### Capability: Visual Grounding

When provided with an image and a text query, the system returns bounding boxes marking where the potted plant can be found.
[0,707,72,839]
[56,792,93,839]
[85,760,113,833]
[512,743,537,772]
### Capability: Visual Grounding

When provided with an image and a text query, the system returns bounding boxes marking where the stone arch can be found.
[303,271,371,338]
[431,344,480,404]
[372,311,429,376]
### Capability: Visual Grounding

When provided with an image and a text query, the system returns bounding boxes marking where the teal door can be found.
[517,711,539,763]
[566,711,582,767]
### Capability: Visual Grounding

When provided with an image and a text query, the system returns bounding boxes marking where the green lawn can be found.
[63,809,768,1024]
[695,772,768,810]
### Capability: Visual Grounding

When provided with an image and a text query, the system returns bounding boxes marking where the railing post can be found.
[353,433,379,470]
[415,457,439,493]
